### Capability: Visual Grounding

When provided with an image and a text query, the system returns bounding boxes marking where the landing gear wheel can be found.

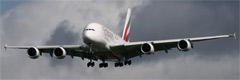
[91,62,95,67]
[115,62,123,67]
[99,63,103,68]
[87,62,90,67]
[104,63,108,67]
[99,63,108,68]
[128,60,131,65]
[124,61,127,65]
[129,60,131,65]
[124,60,132,65]
[119,62,123,67]
[115,63,119,67]
[87,62,95,67]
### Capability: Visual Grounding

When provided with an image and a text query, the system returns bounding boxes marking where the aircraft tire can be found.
[129,60,132,65]
[91,62,95,67]
[104,63,108,67]
[99,63,103,68]
[119,62,123,67]
[124,61,127,65]
[87,62,90,67]
[115,63,119,67]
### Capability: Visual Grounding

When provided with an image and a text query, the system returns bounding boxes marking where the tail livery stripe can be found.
[123,16,131,41]
[122,8,131,41]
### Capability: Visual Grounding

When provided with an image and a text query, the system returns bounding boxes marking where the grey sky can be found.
[0,0,27,15]
[131,1,238,61]
[1,0,239,80]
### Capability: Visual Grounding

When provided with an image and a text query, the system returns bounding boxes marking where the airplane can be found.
[4,8,236,68]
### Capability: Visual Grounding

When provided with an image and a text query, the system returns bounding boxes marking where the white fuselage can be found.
[82,23,126,61]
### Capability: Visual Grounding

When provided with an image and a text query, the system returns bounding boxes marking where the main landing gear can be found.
[114,60,131,67]
[124,60,131,65]
[87,61,95,67]
[115,62,123,67]
[87,60,131,67]
[99,59,108,68]
[99,63,108,68]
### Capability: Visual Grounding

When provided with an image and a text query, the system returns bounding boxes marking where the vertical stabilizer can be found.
[122,8,131,42]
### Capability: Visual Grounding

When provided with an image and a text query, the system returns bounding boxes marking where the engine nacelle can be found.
[27,47,40,59]
[177,39,193,51]
[141,43,154,55]
[53,47,66,59]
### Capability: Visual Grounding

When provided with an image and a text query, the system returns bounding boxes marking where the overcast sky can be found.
[1,0,239,80]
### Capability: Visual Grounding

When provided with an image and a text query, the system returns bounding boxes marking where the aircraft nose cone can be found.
[83,31,95,44]
[82,23,103,45]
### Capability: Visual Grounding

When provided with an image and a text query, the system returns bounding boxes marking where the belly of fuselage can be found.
[93,51,119,62]
[91,41,118,61]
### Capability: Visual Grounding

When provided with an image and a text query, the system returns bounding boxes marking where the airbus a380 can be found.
[5,8,236,68]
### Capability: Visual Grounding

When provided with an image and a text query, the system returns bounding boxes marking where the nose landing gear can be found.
[87,44,95,67]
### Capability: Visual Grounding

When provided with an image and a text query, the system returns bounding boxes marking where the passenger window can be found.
[91,29,95,31]
[85,29,95,31]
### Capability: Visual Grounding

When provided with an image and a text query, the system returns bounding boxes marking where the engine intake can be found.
[27,47,40,59]
[53,47,66,59]
[177,39,193,51]
[141,43,154,55]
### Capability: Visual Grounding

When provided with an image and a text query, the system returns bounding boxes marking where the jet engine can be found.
[141,43,154,55]
[177,39,193,51]
[27,47,40,59]
[53,47,66,59]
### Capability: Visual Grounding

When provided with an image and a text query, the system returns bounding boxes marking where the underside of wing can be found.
[5,45,98,60]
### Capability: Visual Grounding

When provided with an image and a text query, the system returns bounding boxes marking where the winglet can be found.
[4,44,7,50]
[229,33,236,39]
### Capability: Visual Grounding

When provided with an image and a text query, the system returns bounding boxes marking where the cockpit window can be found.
[85,29,95,31]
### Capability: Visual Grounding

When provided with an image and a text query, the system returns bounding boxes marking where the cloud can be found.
[1,0,239,80]
[131,1,239,60]
[45,20,80,45]
[44,20,80,67]
[0,0,149,79]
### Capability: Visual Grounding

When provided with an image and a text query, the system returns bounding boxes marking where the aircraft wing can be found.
[4,45,98,60]
[110,33,236,59]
